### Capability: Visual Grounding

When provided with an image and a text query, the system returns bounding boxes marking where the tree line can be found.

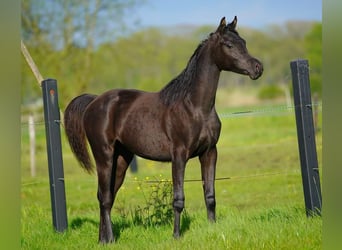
[21,1,321,110]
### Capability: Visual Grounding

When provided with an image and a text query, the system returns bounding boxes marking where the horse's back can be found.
[82,88,220,162]
[82,89,171,159]
[82,89,144,140]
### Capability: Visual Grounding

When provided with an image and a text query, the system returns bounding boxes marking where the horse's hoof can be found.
[99,236,115,244]
[173,232,181,239]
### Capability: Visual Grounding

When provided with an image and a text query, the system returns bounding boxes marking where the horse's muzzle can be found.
[249,60,263,80]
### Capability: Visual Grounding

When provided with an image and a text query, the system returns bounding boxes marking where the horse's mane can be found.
[159,37,209,105]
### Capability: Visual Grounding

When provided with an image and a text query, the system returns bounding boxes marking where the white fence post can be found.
[28,114,36,177]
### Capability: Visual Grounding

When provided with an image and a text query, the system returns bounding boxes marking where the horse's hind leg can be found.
[199,146,217,222]
[109,143,133,242]
[112,142,133,203]
[94,142,133,244]
[93,142,116,244]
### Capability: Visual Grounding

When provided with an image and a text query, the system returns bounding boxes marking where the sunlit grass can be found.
[21,106,322,249]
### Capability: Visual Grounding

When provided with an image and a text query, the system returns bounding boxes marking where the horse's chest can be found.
[200,119,220,144]
[186,122,219,158]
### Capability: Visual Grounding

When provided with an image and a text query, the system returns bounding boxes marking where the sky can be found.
[135,0,322,29]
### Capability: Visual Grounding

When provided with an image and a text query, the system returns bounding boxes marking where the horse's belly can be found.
[135,135,171,161]
[119,121,171,161]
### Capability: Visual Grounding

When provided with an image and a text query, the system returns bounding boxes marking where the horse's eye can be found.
[224,42,233,48]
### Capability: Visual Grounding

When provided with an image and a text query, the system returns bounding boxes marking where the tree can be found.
[304,23,322,97]
[21,0,143,107]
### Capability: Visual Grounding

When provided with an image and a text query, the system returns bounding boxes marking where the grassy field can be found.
[21,104,322,249]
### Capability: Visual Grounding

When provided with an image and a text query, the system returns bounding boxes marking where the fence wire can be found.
[219,103,321,118]
[20,102,322,126]
[21,169,302,187]
[20,101,321,187]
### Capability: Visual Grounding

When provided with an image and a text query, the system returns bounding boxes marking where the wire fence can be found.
[20,101,322,187]
[20,102,322,125]
[220,103,321,118]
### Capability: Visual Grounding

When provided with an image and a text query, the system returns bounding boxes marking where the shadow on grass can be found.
[180,210,192,236]
[70,216,131,241]
[70,217,98,229]
[69,210,193,241]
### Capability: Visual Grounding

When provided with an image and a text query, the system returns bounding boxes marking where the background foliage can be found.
[21,0,321,111]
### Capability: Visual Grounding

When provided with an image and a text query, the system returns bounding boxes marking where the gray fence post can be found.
[42,79,68,231]
[290,59,322,216]
[130,156,138,173]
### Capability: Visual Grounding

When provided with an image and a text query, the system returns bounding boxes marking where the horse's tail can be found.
[64,94,97,173]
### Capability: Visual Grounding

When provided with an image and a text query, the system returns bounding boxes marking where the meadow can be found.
[21,102,322,249]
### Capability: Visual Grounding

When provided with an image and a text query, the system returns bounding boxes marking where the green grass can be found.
[21,203,321,250]
[21,105,322,249]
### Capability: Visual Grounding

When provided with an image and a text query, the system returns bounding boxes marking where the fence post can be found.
[41,79,68,232]
[290,59,322,216]
[28,114,36,177]
[313,93,319,133]
[130,156,138,173]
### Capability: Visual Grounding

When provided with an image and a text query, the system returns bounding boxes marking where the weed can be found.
[130,178,174,227]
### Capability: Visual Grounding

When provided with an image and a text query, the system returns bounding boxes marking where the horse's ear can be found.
[227,16,238,31]
[216,17,226,34]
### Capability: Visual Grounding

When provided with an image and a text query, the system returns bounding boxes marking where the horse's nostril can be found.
[255,62,262,74]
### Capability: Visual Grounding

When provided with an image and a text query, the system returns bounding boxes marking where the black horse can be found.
[64,16,263,243]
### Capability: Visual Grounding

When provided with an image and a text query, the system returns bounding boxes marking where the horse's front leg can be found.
[171,148,187,238]
[199,146,217,222]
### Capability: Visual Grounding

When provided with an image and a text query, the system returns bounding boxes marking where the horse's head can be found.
[211,16,263,80]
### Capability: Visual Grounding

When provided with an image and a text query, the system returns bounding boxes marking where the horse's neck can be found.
[190,48,220,114]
